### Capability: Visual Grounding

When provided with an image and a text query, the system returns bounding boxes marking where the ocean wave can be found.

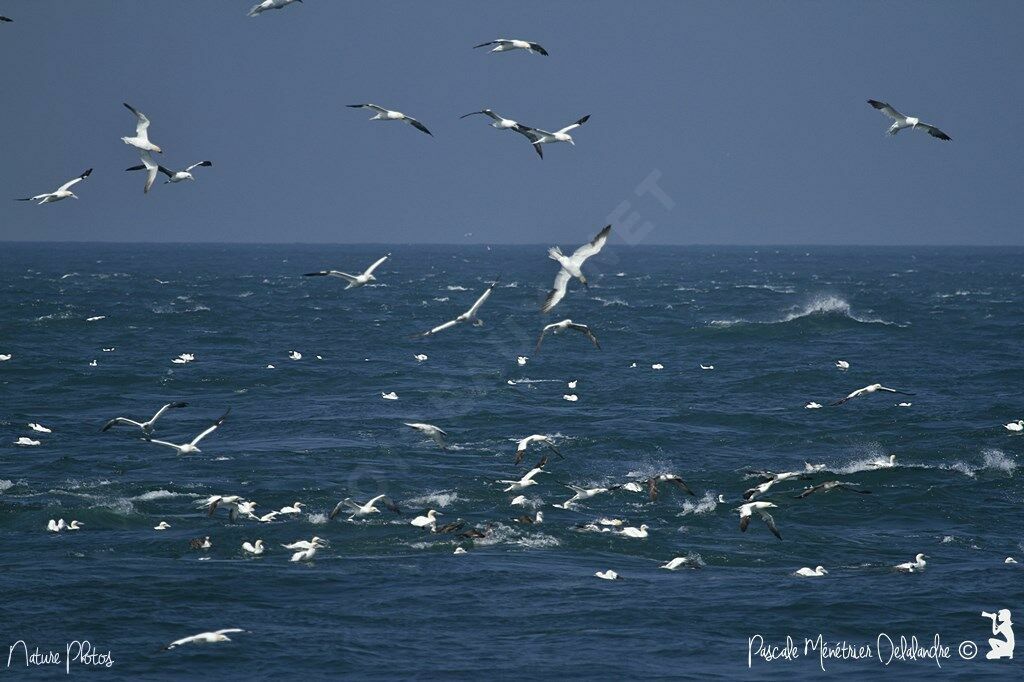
[131,489,193,502]
[306,512,329,525]
[734,284,796,294]
[404,490,458,508]
[592,297,629,307]
[0,479,13,493]
[709,295,904,328]
[446,285,468,291]
[677,491,719,516]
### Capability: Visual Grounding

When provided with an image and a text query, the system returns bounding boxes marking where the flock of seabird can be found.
[4,5,1009,654]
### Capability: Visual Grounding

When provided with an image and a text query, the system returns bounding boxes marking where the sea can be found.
[1,243,1021,679]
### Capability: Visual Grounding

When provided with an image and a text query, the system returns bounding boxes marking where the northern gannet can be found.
[835,360,850,370]
[894,553,927,572]
[831,383,914,406]
[17,168,92,204]
[514,434,562,464]
[411,509,441,529]
[248,0,302,17]
[290,546,318,562]
[281,537,327,550]
[618,524,649,539]
[304,254,390,289]
[867,100,951,140]
[868,454,897,468]
[278,501,305,515]
[499,466,547,492]
[559,483,619,507]
[541,225,611,312]
[794,565,828,577]
[165,629,245,650]
[473,39,549,56]
[737,501,782,540]
[330,494,400,519]
[805,402,822,409]
[47,519,66,532]
[405,423,447,449]
[794,480,871,499]
[242,540,265,556]
[121,103,162,153]
[514,115,590,155]
[647,474,695,500]
[1004,420,1023,432]
[125,159,212,186]
[28,423,51,433]
[15,437,40,446]
[595,570,621,580]
[144,408,229,455]
[347,104,432,136]
[536,319,601,352]
[101,401,188,434]
[414,280,498,337]
[660,557,697,570]
[154,521,171,530]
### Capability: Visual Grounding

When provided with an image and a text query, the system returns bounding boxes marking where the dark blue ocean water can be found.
[1,243,1021,679]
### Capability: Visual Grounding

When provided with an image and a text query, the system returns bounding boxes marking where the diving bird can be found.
[867,99,951,140]
[248,0,302,16]
[143,408,230,455]
[499,466,547,493]
[17,169,92,204]
[646,474,696,500]
[559,484,619,507]
[894,553,927,573]
[126,159,212,187]
[514,434,562,464]
[347,104,432,136]
[198,494,246,521]
[737,501,782,540]
[304,254,389,289]
[868,454,897,469]
[473,38,549,56]
[101,401,188,434]
[330,494,400,519]
[661,557,698,570]
[165,629,245,650]
[414,279,498,338]
[536,319,601,352]
[542,225,611,312]
[121,103,162,153]
[794,566,828,577]
[830,383,914,406]
[514,115,589,154]
[404,422,447,449]
[794,480,871,499]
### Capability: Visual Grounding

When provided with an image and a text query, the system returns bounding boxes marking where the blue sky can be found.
[1,1,1021,244]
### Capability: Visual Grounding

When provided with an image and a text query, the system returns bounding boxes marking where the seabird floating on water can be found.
[414,354,428,363]
[121,103,162,153]
[473,38,548,56]
[794,565,828,577]
[15,437,40,446]
[542,225,611,312]
[868,454,897,468]
[101,401,187,434]
[617,524,649,539]
[414,280,498,338]
[381,392,398,400]
[831,383,914,406]
[154,521,170,530]
[144,408,229,455]
[27,423,51,433]
[411,509,441,529]
[405,422,447,449]
[304,254,390,289]
[835,360,850,370]
[1004,420,1023,432]
[242,540,265,556]
[867,100,951,140]
[278,501,305,515]
[47,519,66,532]
[248,0,302,17]
[17,168,92,204]
[347,104,432,136]
[290,546,318,562]
[805,402,822,409]
[165,629,246,650]
[661,557,698,570]
[894,553,927,572]
[594,570,621,580]
[737,501,782,540]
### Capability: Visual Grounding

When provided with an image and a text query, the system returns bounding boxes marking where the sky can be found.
[1,1,1022,245]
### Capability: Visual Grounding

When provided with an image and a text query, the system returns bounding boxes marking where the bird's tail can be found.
[547,246,562,261]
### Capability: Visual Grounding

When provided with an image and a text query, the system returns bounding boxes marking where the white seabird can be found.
[700,364,714,370]
[290,546,318,562]
[15,437,40,447]
[536,319,601,352]
[126,159,212,190]
[868,454,897,468]
[381,391,398,400]
[473,38,549,56]
[304,253,390,289]
[460,109,547,157]
[894,553,927,572]
[165,629,245,650]
[241,540,265,556]
[329,494,400,519]
[794,565,828,577]
[347,104,432,136]
[411,509,441,529]
[499,466,547,492]
[278,501,305,515]
[121,103,162,153]
[101,401,188,434]
[835,360,850,370]
[414,354,428,362]
[594,570,621,580]
[831,383,914,406]
[617,524,649,539]
[805,402,822,409]
[1004,420,1023,432]
[563,394,579,402]
[559,484,618,507]
[17,168,92,204]
[517,355,528,366]
[541,225,611,312]
[281,537,327,551]
[288,350,302,361]
[414,279,498,337]
[737,501,782,540]
[154,521,171,530]
[867,100,951,140]
[0,354,11,361]
[47,519,66,532]
[514,115,589,156]
[248,0,302,17]
[144,409,229,455]
[794,480,871,499]
[661,557,697,570]
[404,423,447,449]
[514,434,562,464]
[28,423,52,433]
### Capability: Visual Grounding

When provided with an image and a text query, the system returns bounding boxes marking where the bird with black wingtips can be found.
[473,38,548,56]
[126,159,212,187]
[347,103,432,136]
[536,319,601,352]
[414,279,498,338]
[304,254,389,289]
[646,473,696,500]
[542,225,611,312]
[514,434,562,464]
[737,501,783,540]
[143,408,230,455]
[831,383,914,406]
[793,480,871,499]
[17,169,92,204]
[121,103,162,153]
[867,99,951,140]
[513,115,589,155]
[101,401,188,434]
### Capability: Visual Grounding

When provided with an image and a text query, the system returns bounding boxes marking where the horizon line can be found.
[2,240,1022,248]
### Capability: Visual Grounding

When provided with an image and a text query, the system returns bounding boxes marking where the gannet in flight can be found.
[794,566,828,577]
[894,553,927,573]
[473,38,549,56]
[830,383,914,406]
[559,484,619,507]
[248,0,303,16]
[165,629,245,650]
[199,494,245,518]
[794,480,871,499]
[737,501,782,540]
[867,100,951,140]
[144,408,230,454]
[414,279,498,338]
[1004,420,1023,432]
[405,422,447,449]
[330,494,400,519]
[460,110,545,157]
[743,471,806,501]
[646,474,696,500]
[514,434,562,464]
[347,104,432,136]
[304,254,390,289]
[126,159,212,189]
[17,168,92,204]
[410,509,441,529]
[542,225,611,312]
[536,319,601,352]
[121,103,162,153]
[514,115,589,154]
[499,466,547,493]
[102,401,187,434]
